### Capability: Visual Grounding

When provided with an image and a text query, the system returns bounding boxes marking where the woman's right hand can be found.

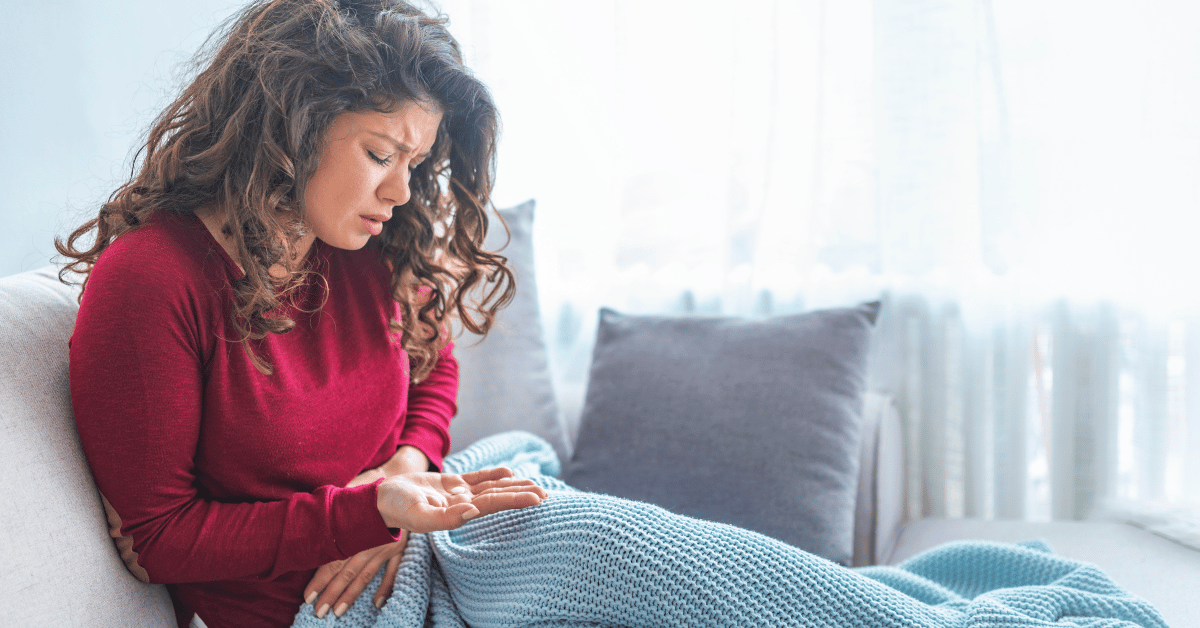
[375,467,547,532]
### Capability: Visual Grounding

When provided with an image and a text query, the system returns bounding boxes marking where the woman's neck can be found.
[193,204,317,279]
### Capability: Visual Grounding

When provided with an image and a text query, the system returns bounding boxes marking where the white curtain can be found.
[442,0,1200,525]
[12,0,1193,528]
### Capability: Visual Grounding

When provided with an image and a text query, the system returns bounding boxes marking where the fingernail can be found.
[305,591,317,605]
[334,602,349,617]
[374,597,384,609]
[316,603,330,618]
[450,486,466,495]
[462,510,477,521]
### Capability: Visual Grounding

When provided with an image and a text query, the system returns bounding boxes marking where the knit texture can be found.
[292,432,1167,628]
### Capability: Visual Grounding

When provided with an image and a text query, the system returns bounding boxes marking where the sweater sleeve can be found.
[69,251,399,585]
[396,342,459,471]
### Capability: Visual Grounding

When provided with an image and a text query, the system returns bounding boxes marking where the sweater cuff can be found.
[329,480,402,557]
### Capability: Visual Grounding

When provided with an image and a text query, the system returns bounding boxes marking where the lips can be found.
[361,214,389,236]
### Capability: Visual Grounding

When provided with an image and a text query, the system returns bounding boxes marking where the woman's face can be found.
[303,101,443,251]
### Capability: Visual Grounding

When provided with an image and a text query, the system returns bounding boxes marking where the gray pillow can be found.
[450,200,569,464]
[563,302,880,565]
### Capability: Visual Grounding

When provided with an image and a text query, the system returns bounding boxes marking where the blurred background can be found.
[3,0,1197,530]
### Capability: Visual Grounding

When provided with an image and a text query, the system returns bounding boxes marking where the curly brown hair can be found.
[57,0,513,381]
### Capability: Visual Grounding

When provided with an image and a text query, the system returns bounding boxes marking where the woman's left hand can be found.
[304,532,409,618]
[305,445,430,618]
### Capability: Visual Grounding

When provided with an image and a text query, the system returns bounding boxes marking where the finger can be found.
[434,474,535,502]
[374,549,404,609]
[304,560,343,607]
[374,534,408,609]
[405,488,546,533]
[332,547,392,618]
[467,475,539,489]
[405,500,481,533]
[438,473,472,498]
[314,548,380,618]
[472,485,550,502]
[460,467,515,485]
[470,489,545,517]
[468,477,546,495]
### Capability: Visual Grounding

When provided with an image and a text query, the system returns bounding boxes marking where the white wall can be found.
[0,0,244,277]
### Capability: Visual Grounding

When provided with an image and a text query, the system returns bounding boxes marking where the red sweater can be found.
[69,210,458,628]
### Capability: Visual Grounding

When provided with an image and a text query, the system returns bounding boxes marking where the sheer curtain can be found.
[441,0,1200,529]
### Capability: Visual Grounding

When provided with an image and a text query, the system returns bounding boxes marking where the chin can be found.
[319,236,373,251]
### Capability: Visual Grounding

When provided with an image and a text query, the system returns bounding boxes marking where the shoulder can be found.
[84,210,232,313]
[73,210,233,363]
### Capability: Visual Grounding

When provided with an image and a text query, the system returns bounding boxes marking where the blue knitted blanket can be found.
[292,432,1167,628]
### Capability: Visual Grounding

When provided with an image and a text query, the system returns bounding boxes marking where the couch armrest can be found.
[1,266,177,626]
[852,392,905,566]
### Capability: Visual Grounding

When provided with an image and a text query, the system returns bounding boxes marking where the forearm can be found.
[92,474,396,583]
[381,444,435,475]
[398,342,459,469]
[348,445,433,488]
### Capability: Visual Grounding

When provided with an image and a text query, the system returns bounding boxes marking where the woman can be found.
[58,1,1172,627]
[58,1,545,626]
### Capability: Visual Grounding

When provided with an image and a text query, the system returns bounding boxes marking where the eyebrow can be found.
[367,131,431,159]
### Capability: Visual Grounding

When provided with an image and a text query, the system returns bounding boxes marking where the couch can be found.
[2,204,1197,627]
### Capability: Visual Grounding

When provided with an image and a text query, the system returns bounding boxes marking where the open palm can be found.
[376,467,547,533]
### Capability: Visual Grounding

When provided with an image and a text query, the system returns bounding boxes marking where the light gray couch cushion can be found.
[564,302,880,566]
[450,200,568,463]
[0,266,176,627]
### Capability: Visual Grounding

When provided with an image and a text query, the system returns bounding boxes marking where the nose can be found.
[378,168,411,206]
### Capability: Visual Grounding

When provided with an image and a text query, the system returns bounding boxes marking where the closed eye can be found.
[367,150,392,166]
